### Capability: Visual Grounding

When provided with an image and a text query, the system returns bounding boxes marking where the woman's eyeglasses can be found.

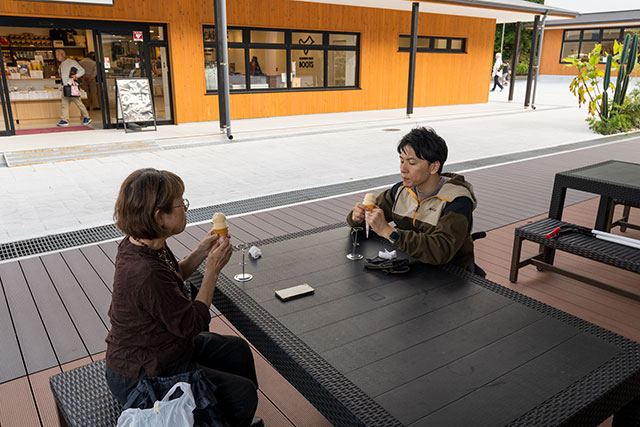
[172,198,189,211]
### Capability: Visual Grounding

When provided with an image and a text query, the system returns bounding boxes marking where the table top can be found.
[560,160,640,190]
[214,226,640,427]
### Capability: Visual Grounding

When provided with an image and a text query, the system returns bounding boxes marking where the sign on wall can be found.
[18,0,114,4]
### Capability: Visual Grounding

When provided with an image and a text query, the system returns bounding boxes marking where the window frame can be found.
[203,25,360,94]
[559,26,638,64]
[397,35,467,54]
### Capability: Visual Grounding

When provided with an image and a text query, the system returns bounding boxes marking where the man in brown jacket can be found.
[348,127,477,269]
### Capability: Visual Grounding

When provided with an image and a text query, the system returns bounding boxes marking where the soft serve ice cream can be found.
[211,212,229,241]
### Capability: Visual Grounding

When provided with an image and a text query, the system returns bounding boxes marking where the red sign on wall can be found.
[133,31,143,42]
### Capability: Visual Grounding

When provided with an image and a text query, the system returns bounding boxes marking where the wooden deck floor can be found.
[1,137,639,426]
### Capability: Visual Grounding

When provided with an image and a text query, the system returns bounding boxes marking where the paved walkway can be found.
[0,76,638,243]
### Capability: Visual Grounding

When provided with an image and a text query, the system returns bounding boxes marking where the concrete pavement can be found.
[0,75,638,243]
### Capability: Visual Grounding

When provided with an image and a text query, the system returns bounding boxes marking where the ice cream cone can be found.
[362,193,376,238]
[211,213,229,242]
[212,226,228,237]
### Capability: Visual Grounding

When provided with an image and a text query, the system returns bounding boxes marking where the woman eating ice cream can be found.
[105,168,262,427]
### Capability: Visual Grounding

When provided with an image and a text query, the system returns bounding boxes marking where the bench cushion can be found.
[515,218,640,273]
[49,359,122,427]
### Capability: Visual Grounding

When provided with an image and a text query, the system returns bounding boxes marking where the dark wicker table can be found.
[548,160,640,231]
[211,225,640,427]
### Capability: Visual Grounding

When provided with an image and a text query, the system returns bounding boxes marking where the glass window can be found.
[204,47,217,91]
[228,48,246,90]
[564,30,581,41]
[602,28,621,40]
[328,50,356,87]
[203,27,360,92]
[249,48,286,89]
[579,41,598,60]
[203,28,216,43]
[291,49,323,88]
[624,27,640,37]
[150,26,165,41]
[292,32,322,47]
[329,33,357,46]
[398,36,430,49]
[398,35,464,52]
[228,29,243,43]
[150,46,171,121]
[251,30,284,44]
[433,38,448,50]
[583,29,600,41]
[561,41,580,59]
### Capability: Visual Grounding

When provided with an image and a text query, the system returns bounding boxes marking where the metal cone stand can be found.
[346,227,364,260]
[234,243,253,282]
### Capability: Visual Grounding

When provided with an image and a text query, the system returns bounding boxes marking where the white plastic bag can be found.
[117,382,195,427]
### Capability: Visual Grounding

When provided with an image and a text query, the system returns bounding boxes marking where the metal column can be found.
[531,11,548,110]
[214,0,233,139]
[508,22,521,102]
[406,2,419,117]
[524,15,540,108]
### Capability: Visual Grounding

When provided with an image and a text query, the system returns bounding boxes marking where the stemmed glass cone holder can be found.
[346,227,364,261]
[234,243,253,282]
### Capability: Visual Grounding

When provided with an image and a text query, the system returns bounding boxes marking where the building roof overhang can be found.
[540,9,640,28]
[291,0,578,23]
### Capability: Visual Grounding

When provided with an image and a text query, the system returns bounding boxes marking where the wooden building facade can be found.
[0,0,575,130]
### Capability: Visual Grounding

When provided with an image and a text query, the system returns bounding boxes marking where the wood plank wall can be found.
[0,0,494,123]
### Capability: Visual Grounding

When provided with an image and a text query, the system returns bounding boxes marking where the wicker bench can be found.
[49,359,122,427]
[510,217,640,301]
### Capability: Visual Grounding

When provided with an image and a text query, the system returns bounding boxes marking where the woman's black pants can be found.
[106,332,259,427]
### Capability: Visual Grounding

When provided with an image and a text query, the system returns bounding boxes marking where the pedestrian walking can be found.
[490,52,503,92]
[55,49,91,127]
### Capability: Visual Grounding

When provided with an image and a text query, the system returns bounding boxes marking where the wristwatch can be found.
[388,229,400,244]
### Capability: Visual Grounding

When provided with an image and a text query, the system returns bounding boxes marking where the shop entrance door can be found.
[95,30,148,128]
[0,45,15,136]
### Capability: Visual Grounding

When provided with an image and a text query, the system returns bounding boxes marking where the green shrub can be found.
[586,111,633,135]
[516,62,529,75]
[586,83,640,134]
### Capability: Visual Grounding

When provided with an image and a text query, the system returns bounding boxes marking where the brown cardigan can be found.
[105,237,211,378]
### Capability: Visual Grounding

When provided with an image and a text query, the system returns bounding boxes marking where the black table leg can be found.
[548,182,567,221]
[545,181,567,265]
[595,195,613,231]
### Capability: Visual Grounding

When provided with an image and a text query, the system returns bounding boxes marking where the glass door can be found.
[95,31,146,128]
[0,45,15,136]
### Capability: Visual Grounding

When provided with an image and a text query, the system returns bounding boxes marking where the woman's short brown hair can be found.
[114,168,185,239]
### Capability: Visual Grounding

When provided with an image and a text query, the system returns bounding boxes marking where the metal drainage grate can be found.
[0,174,401,262]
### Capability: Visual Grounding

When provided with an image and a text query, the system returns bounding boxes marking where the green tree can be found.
[493,0,544,74]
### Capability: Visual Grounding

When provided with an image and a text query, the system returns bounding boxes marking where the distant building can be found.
[537,10,640,76]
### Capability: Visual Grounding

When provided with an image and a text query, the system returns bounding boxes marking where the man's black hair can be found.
[397,126,448,174]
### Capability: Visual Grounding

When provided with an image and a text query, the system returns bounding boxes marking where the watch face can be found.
[389,231,399,243]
